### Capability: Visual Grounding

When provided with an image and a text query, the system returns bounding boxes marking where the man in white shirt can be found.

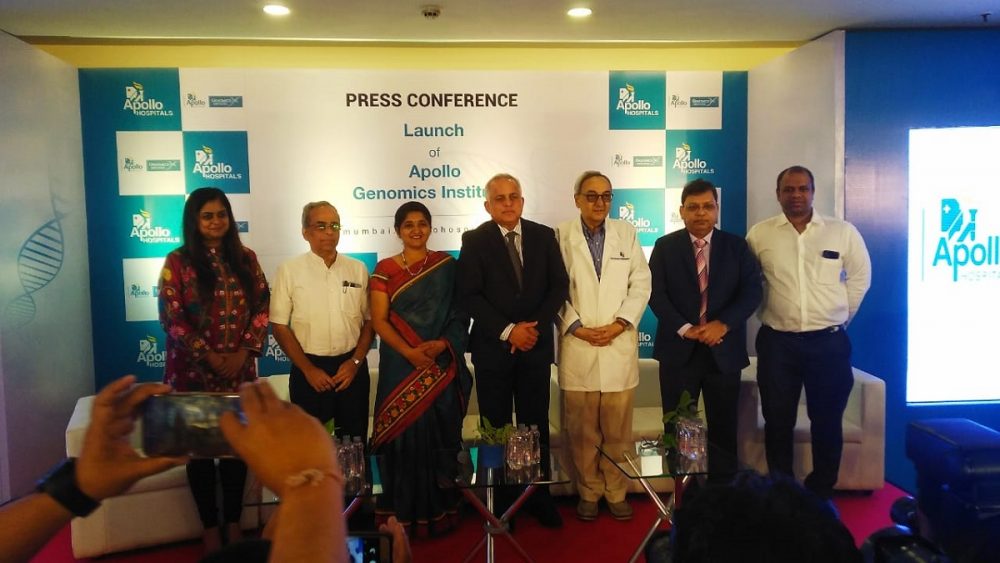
[746,165,872,499]
[270,201,375,440]
[555,171,651,522]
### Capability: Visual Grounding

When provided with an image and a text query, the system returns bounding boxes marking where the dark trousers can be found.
[755,325,854,498]
[187,458,247,528]
[289,352,371,441]
[474,360,553,505]
[658,344,740,478]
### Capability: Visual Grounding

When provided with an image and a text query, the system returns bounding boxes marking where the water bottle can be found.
[529,424,541,465]
[339,435,352,476]
[352,436,365,481]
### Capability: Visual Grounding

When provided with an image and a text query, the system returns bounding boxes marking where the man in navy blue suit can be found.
[457,172,569,528]
[649,178,762,479]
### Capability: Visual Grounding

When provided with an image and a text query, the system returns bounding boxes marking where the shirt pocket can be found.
[815,255,843,285]
[339,284,366,321]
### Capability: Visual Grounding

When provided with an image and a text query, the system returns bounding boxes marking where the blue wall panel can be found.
[845,29,1000,491]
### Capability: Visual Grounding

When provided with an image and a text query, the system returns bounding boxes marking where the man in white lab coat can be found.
[555,170,652,522]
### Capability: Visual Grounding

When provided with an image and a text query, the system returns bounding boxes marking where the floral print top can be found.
[158,246,270,391]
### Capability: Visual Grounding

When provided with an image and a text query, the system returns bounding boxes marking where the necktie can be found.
[505,231,523,289]
[694,239,708,325]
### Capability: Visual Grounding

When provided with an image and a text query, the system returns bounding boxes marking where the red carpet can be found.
[30,484,908,562]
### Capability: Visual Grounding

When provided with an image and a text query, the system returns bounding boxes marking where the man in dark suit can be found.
[457,172,569,528]
[649,178,762,479]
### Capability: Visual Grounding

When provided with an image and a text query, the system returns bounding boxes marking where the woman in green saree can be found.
[369,201,472,535]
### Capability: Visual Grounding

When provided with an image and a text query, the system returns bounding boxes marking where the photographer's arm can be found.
[221,381,347,563]
[0,376,185,562]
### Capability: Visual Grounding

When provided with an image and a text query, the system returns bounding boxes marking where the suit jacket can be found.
[457,219,569,368]
[648,227,762,374]
[555,218,651,392]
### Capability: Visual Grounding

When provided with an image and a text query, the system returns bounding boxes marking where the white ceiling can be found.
[0,0,996,44]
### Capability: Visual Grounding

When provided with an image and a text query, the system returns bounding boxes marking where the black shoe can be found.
[528,498,563,529]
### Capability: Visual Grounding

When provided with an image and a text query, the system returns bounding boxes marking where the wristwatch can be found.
[35,458,101,517]
[351,357,361,366]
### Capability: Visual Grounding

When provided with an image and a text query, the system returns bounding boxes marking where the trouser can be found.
[563,387,635,503]
[658,344,740,479]
[474,361,554,508]
[755,325,854,498]
[289,351,371,441]
[187,458,247,528]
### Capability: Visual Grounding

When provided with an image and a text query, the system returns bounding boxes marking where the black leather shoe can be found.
[528,499,563,529]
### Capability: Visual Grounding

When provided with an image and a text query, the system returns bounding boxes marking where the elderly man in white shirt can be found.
[746,165,871,500]
[270,201,375,440]
[556,171,651,522]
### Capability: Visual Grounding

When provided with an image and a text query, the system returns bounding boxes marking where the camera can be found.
[347,532,393,563]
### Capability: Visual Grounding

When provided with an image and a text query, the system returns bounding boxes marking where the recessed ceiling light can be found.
[567,7,592,18]
[263,4,291,16]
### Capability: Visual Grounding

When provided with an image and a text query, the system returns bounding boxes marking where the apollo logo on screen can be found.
[123,82,175,117]
[183,131,250,193]
[130,209,180,245]
[136,335,166,368]
[672,143,716,175]
[931,198,1000,282]
[608,72,665,130]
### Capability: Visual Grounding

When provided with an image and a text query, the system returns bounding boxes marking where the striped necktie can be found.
[694,238,708,325]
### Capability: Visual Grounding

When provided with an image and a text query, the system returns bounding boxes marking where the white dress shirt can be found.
[270,251,370,356]
[746,213,871,332]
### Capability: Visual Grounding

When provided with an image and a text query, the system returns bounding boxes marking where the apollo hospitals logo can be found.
[931,198,1000,281]
[672,143,716,175]
[129,282,158,299]
[123,82,174,117]
[264,335,289,363]
[192,145,243,181]
[618,201,655,233]
[123,157,143,172]
[130,209,180,245]
[186,93,207,108]
[137,335,166,368]
[617,84,660,117]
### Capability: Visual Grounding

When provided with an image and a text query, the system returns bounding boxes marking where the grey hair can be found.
[485,173,522,199]
[574,170,612,195]
[301,201,335,228]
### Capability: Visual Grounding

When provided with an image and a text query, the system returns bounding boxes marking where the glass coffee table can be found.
[436,447,570,563]
[598,440,741,563]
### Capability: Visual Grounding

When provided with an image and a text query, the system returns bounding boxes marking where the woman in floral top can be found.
[158,187,269,552]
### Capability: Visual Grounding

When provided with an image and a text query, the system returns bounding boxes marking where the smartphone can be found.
[346,532,393,563]
[141,393,242,458]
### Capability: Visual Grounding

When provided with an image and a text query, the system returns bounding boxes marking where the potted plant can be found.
[475,419,515,469]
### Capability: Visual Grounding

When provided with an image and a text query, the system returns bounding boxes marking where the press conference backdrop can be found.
[79,68,748,388]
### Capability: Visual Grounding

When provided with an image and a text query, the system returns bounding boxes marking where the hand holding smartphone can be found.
[347,532,393,563]
[141,393,242,458]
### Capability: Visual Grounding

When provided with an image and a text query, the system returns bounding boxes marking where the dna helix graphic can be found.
[3,201,65,328]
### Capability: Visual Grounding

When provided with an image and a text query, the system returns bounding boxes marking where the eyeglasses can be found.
[683,203,718,213]
[311,222,341,232]
[492,193,522,204]
[580,192,613,203]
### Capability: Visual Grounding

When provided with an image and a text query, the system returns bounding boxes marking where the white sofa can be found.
[64,357,884,556]
[736,357,886,491]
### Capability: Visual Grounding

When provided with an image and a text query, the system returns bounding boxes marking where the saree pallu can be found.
[369,251,472,534]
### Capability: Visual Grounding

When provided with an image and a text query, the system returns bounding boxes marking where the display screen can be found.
[908,126,1000,403]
